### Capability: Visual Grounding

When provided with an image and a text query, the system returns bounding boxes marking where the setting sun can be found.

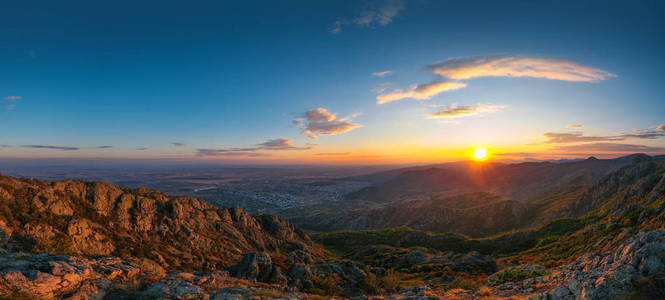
[473,148,488,160]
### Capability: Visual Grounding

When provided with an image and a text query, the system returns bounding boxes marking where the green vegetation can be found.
[488,268,549,285]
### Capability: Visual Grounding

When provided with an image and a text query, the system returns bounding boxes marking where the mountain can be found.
[296,192,530,237]
[292,154,651,234]
[1,154,664,299]
[0,175,315,271]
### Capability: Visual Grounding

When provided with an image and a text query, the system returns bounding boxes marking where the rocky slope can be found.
[0,175,314,272]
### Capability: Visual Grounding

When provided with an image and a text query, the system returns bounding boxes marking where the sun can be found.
[473,147,488,160]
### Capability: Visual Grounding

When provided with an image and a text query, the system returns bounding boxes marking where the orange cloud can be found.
[428,55,616,82]
[428,104,505,119]
[296,108,361,139]
[376,81,467,104]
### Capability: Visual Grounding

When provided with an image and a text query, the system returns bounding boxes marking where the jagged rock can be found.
[0,221,11,248]
[230,252,286,285]
[0,174,318,272]
[67,218,115,256]
[539,230,665,299]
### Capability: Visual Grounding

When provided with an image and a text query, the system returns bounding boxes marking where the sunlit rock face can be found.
[0,174,314,271]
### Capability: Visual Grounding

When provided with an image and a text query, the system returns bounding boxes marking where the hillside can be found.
[292,155,648,234]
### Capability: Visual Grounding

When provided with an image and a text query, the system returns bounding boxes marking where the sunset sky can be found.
[1,0,664,163]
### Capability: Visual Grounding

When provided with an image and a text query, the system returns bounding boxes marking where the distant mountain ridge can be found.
[292,154,659,235]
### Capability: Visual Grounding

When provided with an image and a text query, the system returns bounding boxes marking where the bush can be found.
[447,277,481,291]
[488,267,548,285]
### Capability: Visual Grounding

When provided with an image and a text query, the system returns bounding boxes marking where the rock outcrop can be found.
[540,230,665,299]
[0,174,314,271]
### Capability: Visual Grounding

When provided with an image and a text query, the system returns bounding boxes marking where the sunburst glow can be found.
[473,147,488,160]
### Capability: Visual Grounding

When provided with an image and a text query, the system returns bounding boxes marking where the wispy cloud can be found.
[97,145,113,149]
[314,152,351,156]
[377,81,467,104]
[4,96,21,101]
[172,142,185,147]
[294,108,361,139]
[136,147,149,150]
[196,149,270,157]
[23,145,79,151]
[427,55,616,82]
[378,55,614,104]
[553,143,665,154]
[4,96,20,110]
[331,0,404,34]
[428,104,505,119]
[543,132,621,144]
[658,124,665,131]
[543,130,665,144]
[372,70,393,77]
[566,124,584,129]
[196,138,311,157]
[257,138,311,150]
[372,82,392,94]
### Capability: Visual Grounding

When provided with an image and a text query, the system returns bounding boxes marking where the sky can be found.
[1,0,664,164]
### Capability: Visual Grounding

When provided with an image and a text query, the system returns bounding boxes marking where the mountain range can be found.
[0,154,664,299]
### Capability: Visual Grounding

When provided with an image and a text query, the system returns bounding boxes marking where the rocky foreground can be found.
[1,230,665,299]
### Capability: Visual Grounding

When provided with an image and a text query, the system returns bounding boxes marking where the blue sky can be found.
[1,0,664,163]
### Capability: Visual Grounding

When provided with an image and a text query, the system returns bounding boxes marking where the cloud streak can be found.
[331,0,404,34]
[295,108,361,139]
[427,55,616,82]
[196,138,311,157]
[172,142,185,147]
[4,96,21,101]
[377,55,614,104]
[23,145,79,151]
[566,124,584,129]
[377,81,467,104]
[428,104,505,119]
[372,70,393,77]
[543,130,665,144]
[553,143,665,154]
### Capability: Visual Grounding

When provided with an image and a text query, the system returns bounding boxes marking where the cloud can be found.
[196,138,311,157]
[331,0,404,34]
[4,96,21,101]
[427,55,616,82]
[567,124,584,129]
[553,143,665,154]
[372,70,393,77]
[97,145,113,149]
[372,82,392,94]
[295,108,361,139]
[196,149,270,157]
[543,130,665,144]
[543,132,621,144]
[314,152,351,156]
[23,145,79,151]
[136,147,149,150]
[256,138,311,150]
[378,55,614,105]
[172,142,185,147]
[377,81,467,104]
[428,104,505,119]
[658,124,665,132]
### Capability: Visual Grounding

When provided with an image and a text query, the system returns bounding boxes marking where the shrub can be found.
[447,277,481,291]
